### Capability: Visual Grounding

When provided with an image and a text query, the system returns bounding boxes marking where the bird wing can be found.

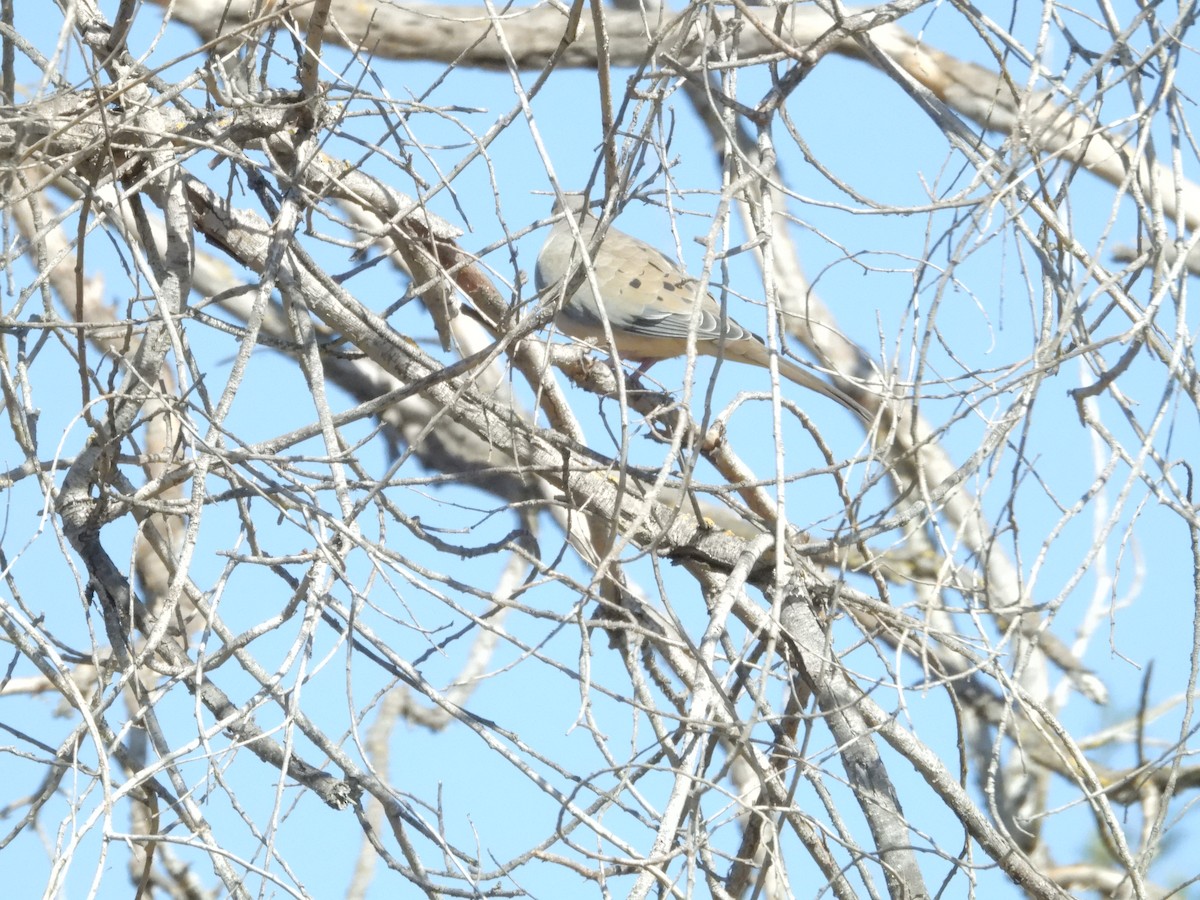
[537,203,758,346]
[597,232,757,345]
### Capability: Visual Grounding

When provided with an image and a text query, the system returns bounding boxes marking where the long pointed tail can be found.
[722,337,870,421]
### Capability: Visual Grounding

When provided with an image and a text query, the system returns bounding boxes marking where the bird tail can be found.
[776,357,870,421]
[722,338,869,421]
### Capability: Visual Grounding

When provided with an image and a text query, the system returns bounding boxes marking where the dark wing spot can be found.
[662,280,677,292]
[629,277,642,289]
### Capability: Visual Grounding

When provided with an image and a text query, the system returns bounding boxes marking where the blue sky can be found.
[3,1,1198,897]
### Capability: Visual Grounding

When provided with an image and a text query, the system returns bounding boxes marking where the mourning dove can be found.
[535,194,866,419]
